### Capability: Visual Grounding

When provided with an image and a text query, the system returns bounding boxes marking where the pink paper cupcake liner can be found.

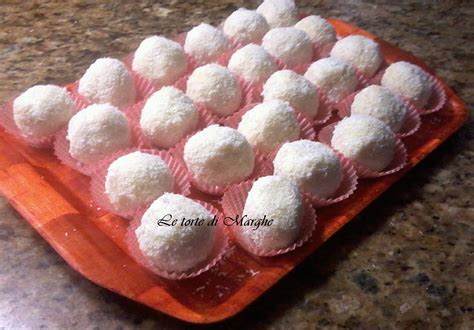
[221,180,317,257]
[312,41,334,60]
[418,75,446,115]
[122,53,159,102]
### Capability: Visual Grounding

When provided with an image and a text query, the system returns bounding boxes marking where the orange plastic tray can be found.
[0,19,467,323]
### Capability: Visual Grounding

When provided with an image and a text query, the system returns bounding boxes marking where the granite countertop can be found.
[0,1,472,328]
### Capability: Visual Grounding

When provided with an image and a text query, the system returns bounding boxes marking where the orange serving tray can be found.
[0,19,468,324]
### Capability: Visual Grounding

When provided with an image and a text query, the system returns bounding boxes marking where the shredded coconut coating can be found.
[67,103,132,164]
[331,115,396,172]
[256,0,298,28]
[135,193,216,272]
[241,175,303,251]
[184,23,230,65]
[140,87,198,148]
[294,15,336,48]
[262,70,319,118]
[186,64,242,117]
[273,140,343,198]
[78,58,136,108]
[237,100,300,153]
[262,27,313,67]
[381,61,432,108]
[228,44,277,83]
[304,57,358,103]
[13,84,75,138]
[184,125,254,186]
[330,35,383,77]
[105,151,174,213]
[223,8,269,45]
[351,85,407,132]
[132,36,188,86]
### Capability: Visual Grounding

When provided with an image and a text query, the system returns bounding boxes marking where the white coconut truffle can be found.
[228,44,277,83]
[140,87,198,148]
[331,115,396,172]
[184,23,230,65]
[184,125,254,186]
[78,58,135,108]
[262,70,319,118]
[238,100,300,153]
[186,64,242,117]
[294,15,336,48]
[262,27,313,67]
[381,61,432,108]
[135,193,216,273]
[67,103,132,164]
[13,85,75,138]
[105,151,174,213]
[351,85,407,132]
[305,57,358,103]
[256,0,298,28]
[330,35,383,78]
[132,36,187,86]
[223,8,269,45]
[273,140,343,198]
[240,175,303,251]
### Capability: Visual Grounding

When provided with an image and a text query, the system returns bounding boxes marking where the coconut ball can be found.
[184,125,254,186]
[78,58,135,108]
[238,100,300,153]
[67,103,132,164]
[223,8,269,45]
[256,0,298,28]
[273,140,343,198]
[184,23,230,65]
[330,35,383,78]
[351,85,408,132]
[132,36,187,86]
[381,61,432,108]
[239,175,303,251]
[13,85,75,138]
[186,64,242,117]
[262,70,319,118]
[228,44,278,84]
[135,193,216,273]
[304,57,358,103]
[294,15,336,48]
[105,151,174,213]
[331,115,396,172]
[140,87,198,148]
[262,27,313,67]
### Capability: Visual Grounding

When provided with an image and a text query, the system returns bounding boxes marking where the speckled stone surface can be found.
[0,1,473,329]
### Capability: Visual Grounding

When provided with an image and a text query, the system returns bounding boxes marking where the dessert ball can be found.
[13,85,75,138]
[184,125,254,186]
[331,115,396,172]
[381,61,432,108]
[223,8,269,45]
[351,85,407,132]
[105,151,174,213]
[330,35,383,78]
[256,0,298,28]
[67,103,132,164]
[135,193,216,273]
[186,64,242,117]
[140,87,198,148]
[262,70,319,118]
[228,44,277,84]
[294,15,336,48]
[262,27,313,67]
[78,58,135,108]
[132,36,187,86]
[238,100,300,153]
[273,140,343,198]
[184,23,230,65]
[304,57,358,103]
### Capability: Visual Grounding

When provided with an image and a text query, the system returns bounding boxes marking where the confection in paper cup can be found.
[122,53,158,102]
